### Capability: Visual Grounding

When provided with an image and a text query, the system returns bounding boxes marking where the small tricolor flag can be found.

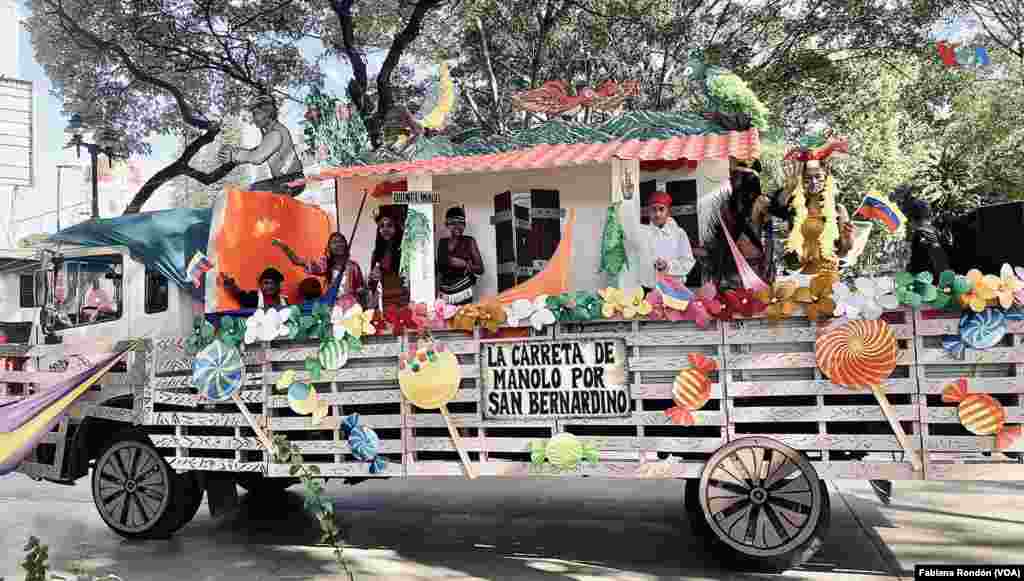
[187,251,215,287]
[854,192,906,235]
[656,272,693,312]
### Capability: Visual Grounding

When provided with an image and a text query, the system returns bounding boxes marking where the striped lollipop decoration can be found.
[665,353,717,426]
[193,340,245,401]
[815,319,897,389]
[942,378,1022,450]
[816,319,921,471]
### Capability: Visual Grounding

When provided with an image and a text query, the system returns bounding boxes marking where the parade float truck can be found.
[1,127,1022,572]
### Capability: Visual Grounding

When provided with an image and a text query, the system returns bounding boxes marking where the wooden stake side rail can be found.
[134,310,1024,480]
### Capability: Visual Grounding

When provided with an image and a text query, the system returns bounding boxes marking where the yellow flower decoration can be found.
[997,264,1022,310]
[598,287,627,318]
[755,281,799,321]
[621,288,653,319]
[794,272,838,322]
[341,305,376,338]
[451,301,507,332]
[961,269,999,312]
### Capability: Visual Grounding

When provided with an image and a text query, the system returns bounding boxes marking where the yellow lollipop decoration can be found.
[398,334,476,479]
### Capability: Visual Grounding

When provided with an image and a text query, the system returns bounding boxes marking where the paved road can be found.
[0,475,1022,580]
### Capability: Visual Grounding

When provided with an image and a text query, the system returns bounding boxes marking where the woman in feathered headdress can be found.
[766,131,855,275]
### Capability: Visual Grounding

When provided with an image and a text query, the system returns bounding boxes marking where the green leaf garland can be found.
[599,204,629,276]
[399,207,431,278]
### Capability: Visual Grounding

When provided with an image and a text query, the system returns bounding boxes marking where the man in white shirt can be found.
[219,95,305,196]
[619,191,696,291]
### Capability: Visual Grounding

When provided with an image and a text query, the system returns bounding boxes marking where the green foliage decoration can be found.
[399,207,431,278]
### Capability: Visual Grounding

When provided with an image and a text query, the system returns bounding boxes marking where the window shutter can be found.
[528,189,561,273]
[638,180,657,225]
[491,191,533,292]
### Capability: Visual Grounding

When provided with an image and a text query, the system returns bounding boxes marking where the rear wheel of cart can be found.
[91,434,189,539]
[685,437,831,572]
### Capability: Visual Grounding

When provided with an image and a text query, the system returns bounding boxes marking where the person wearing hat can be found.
[905,197,950,280]
[707,159,776,288]
[617,190,696,292]
[220,267,288,309]
[218,94,305,196]
[436,205,484,305]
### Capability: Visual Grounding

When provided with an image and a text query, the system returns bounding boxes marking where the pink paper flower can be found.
[318,143,329,161]
[682,282,723,329]
[646,290,685,321]
[429,299,457,329]
[335,102,350,120]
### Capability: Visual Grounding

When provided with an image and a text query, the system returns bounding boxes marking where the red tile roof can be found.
[307,129,759,181]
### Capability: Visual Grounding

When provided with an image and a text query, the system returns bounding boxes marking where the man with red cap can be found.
[618,190,696,292]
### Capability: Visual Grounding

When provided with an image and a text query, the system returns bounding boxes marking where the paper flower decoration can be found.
[622,288,653,319]
[451,302,507,333]
[185,316,216,355]
[683,282,723,328]
[929,270,972,310]
[598,287,627,318]
[961,269,1000,312]
[1009,265,1024,307]
[336,304,376,339]
[721,288,766,319]
[834,276,899,320]
[530,433,600,472]
[505,296,556,330]
[546,291,603,322]
[665,353,717,426]
[815,319,897,389]
[795,272,838,322]
[755,281,798,321]
[646,289,686,321]
[996,264,1023,309]
[381,305,420,336]
[428,299,458,330]
[217,315,248,348]
[193,339,245,401]
[275,369,297,393]
[342,414,387,473]
[894,271,938,307]
[245,308,290,344]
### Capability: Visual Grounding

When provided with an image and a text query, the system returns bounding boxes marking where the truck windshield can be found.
[49,254,124,330]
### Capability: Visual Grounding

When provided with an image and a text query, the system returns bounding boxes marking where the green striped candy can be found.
[318,337,349,371]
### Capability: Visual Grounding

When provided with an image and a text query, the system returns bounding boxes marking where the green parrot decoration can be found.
[683,49,770,131]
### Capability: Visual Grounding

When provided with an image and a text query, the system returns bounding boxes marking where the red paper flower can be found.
[721,289,766,319]
[382,305,420,336]
[684,282,724,327]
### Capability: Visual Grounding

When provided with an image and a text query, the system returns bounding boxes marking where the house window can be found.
[145,268,169,314]
[491,190,561,292]
[49,254,123,330]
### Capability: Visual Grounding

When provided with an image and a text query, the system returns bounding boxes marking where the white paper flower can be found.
[505,298,536,327]
[245,308,289,343]
[833,277,898,320]
[529,295,555,330]
[331,305,350,339]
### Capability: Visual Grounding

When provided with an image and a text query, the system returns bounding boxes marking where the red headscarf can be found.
[649,191,672,207]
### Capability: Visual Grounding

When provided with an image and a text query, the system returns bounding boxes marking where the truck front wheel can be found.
[91,435,189,539]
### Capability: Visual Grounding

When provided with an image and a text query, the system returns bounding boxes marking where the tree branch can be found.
[46,0,211,130]
[123,125,236,214]
[474,16,505,133]
[331,0,371,121]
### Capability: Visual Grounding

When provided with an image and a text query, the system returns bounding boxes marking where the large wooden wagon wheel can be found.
[91,434,192,539]
[685,437,831,571]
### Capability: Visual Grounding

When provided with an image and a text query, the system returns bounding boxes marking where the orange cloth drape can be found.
[490,209,576,305]
[210,190,333,309]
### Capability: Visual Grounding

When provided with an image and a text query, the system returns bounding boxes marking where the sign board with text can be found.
[481,339,631,419]
[0,78,33,187]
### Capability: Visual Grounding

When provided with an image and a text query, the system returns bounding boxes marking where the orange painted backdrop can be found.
[210,190,333,309]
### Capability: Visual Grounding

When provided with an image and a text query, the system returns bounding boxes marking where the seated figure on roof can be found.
[219,95,305,196]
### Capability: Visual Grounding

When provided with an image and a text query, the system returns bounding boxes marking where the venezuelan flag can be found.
[854,192,906,235]
[656,272,693,311]
[187,251,214,288]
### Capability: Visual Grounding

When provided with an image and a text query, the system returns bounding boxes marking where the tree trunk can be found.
[122,125,236,214]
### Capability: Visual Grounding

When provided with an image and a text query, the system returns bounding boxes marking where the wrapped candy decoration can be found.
[665,353,717,426]
[342,413,387,474]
